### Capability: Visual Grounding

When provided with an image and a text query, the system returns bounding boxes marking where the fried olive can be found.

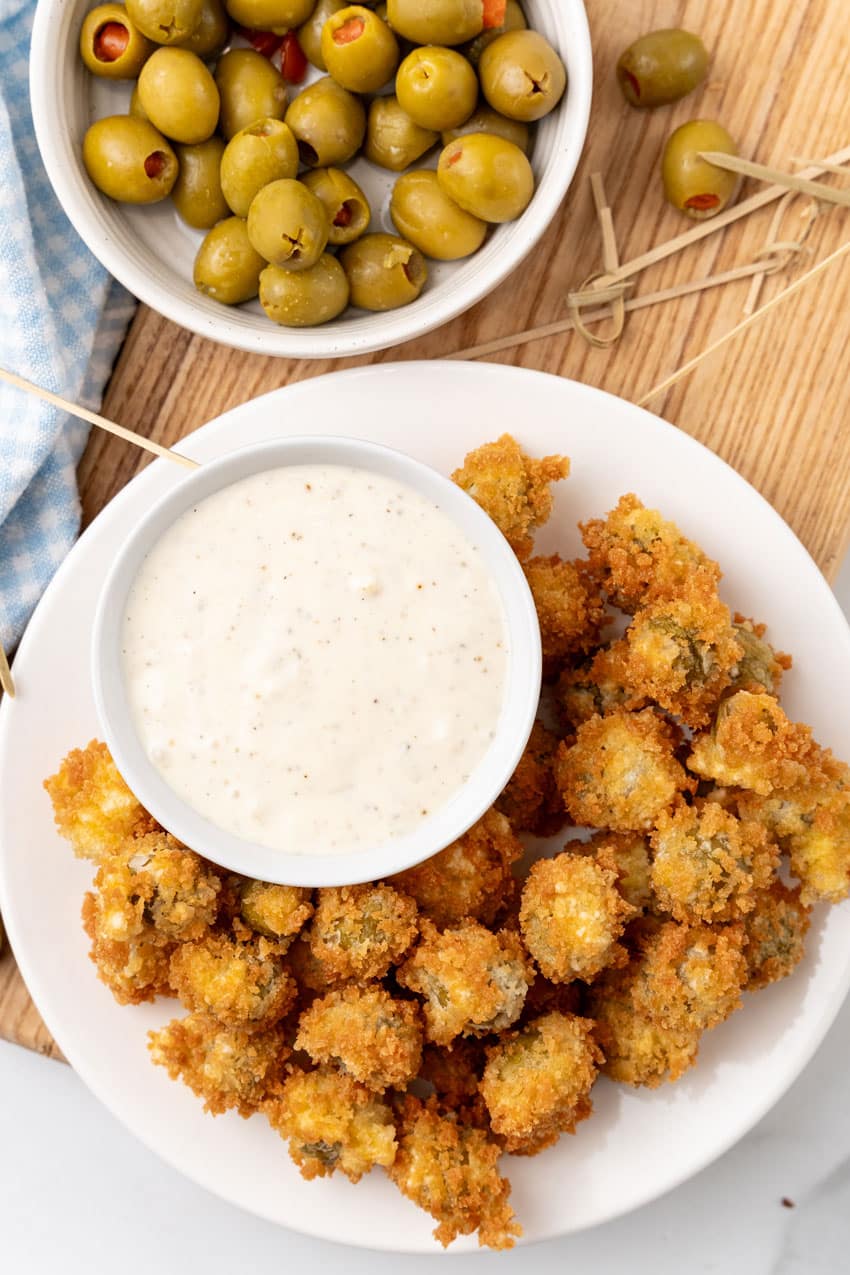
[437,132,533,222]
[82,115,178,203]
[364,95,438,171]
[172,137,229,227]
[387,0,484,46]
[247,178,329,269]
[224,0,313,30]
[125,0,203,44]
[321,5,399,94]
[442,103,529,152]
[137,47,220,144]
[464,0,525,65]
[662,119,737,218]
[215,48,288,140]
[301,167,371,244]
[297,0,346,69]
[396,45,477,132]
[176,0,229,56]
[340,233,427,310]
[617,29,709,108]
[391,169,486,260]
[194,215,266,303]
[284,75,366,166]
[480,29,566,122]
[260,254,350,325]
[220,118,299,217]
[80,4,154,78]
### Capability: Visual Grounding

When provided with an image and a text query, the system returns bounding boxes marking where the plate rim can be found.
[3,359,850,1251]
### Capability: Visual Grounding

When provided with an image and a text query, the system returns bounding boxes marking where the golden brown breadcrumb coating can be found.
[495,720,567,836]
[650,800,779,924]
[390,808,521,928]
[265,1066,397,1183]
[581,494,720,612]
[296,983,423,1092]
[555,643,643,729]
[451,433,569,561]
[389,1094,521,1250]
[582,830,654,913]
[419,1039,485,1106]
[82,889,174,1005]
[397,920,532,1046]
[169,932,296,1029]
[556,709,692,831]
[742,883,810,991]
[730,616,791,695]
[480,1011,602,1154]
[149,1012,288,1116]
[44,740,158,862]
[308,883,418,981]
[589,965,700,1088]
[91,833,221,944]
[688,691,818,796]
[519,852,635,982]
[632,920,748,1034]
[617,574,743,727]
[239,881,313,945]
[523,554,608,677]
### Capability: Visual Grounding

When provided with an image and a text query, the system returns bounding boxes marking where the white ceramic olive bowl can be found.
[91,433,542,885]
[29,0,591,358]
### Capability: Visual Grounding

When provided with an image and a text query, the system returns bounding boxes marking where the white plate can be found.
[2,361,850,1253]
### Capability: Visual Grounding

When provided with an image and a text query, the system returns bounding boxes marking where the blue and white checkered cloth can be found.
[0,0,136,653]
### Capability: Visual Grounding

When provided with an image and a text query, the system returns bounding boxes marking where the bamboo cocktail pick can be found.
[0,367,199,470]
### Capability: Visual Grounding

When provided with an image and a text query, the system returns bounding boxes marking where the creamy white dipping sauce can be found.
[122,464,508,855]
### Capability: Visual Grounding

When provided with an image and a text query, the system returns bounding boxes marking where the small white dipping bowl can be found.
[30,0,591,358]
[92,436,542,886]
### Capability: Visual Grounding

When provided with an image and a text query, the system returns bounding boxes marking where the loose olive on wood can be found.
[661,119,737,218]
[617,29,709,108]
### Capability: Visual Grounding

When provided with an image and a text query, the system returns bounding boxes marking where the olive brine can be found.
[79,0,567,327]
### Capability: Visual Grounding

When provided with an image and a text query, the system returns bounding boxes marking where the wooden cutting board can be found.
[3,0,850,1059]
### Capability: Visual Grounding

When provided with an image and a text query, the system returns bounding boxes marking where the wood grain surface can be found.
[4,0,850,1056]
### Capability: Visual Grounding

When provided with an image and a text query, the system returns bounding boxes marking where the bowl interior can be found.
[92,434,542,886]
[30,0,592,356]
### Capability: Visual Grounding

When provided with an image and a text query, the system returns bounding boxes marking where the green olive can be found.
[340,232,427,310]
[223,0,313,30]
[137,47,220,143]
[661,119,737,218]
[302,167,371,245]
[259,254,350,325]
[284,76,366,166]
[437,131,533,222]
[386,0,483,47]
[617,29,709,108]
[464,0,525,65]
[246,178,329,269]
[129,83,148,118]
[83,115,178,203]
[441,104,529,152]
[479,28,566,122]
[390,168,486,260]
[297,0,346,70]
[215,48,288,140]
[321,5,399,94]
[124,0,203,44]
[220,118,299,217]
[176,0,229,56]
[79,4,154,78]
[396,45,477,132]
[194,216,266,303]
[172,136,229,226]
[364,94,437,171]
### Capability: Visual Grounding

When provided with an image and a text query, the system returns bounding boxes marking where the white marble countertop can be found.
[3,556,850,1274]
